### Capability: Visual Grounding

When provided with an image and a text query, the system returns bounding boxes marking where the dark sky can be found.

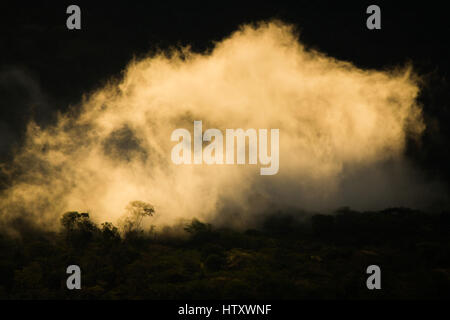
[0,1,449,187]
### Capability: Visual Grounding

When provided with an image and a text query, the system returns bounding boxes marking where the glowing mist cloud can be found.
[0,21,426,230]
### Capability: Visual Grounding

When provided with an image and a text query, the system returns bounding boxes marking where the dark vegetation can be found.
[0,207,449,299]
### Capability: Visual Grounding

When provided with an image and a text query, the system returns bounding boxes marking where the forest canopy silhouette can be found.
[0,207,448,299]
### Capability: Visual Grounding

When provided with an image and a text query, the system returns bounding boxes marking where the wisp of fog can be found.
[1,21,441,231]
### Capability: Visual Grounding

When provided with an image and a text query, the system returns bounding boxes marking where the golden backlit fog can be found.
[0,21,435,231]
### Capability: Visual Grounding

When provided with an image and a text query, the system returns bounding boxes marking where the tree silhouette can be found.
[119,200,155,234]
